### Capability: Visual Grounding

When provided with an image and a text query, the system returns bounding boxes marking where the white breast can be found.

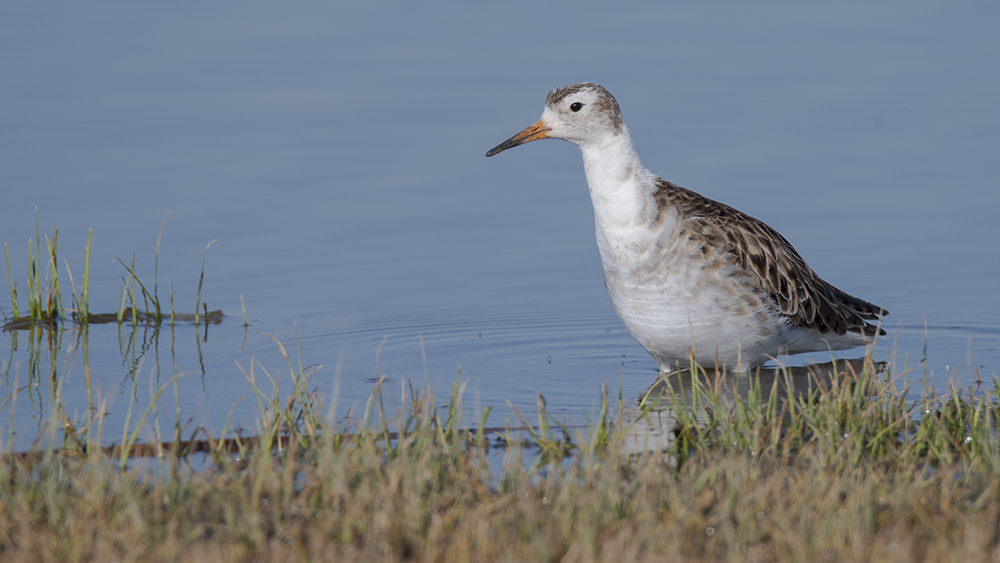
[595,208,787,371]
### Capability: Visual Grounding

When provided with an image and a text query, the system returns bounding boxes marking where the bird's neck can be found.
[578,129,658,233]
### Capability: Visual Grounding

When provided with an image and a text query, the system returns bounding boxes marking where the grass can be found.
[1,339,1000,562]
[2,212,221,331]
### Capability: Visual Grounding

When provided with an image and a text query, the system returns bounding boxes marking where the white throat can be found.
[577,128,659,233]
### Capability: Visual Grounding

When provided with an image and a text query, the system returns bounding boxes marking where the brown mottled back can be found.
[653,178,887,336]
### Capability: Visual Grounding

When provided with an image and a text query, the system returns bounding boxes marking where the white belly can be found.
[596,220,788,372]
[603,263,783,371]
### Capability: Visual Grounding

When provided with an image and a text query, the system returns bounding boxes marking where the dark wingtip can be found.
[860,323,887,338]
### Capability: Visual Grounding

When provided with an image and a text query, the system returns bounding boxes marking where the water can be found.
[2,2,999,450]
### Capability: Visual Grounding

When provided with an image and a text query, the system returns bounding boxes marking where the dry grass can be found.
[2,347,1000,563]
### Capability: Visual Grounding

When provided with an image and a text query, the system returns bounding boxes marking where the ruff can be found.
[487,82,886,372]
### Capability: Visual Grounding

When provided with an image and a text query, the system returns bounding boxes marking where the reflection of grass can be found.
[2,342,1000,560]
[2,213,221,330]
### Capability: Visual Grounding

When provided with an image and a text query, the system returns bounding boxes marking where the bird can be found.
[486,82,886,373]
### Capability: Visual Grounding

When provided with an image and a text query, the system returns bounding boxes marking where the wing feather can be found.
[654,179,886,336]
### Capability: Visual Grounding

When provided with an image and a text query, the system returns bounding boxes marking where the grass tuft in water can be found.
[3,217,221,330]
[7,210,66,325]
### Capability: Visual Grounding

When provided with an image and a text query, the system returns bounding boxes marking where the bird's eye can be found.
[570,102,584,112]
